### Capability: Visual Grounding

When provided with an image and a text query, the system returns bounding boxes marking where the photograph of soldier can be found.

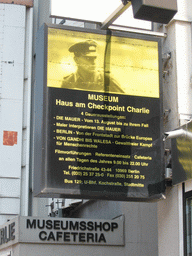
[47,28,159,98]
[61,39,124,93]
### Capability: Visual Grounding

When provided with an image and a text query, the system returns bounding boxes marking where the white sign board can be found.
[0,216,124,249]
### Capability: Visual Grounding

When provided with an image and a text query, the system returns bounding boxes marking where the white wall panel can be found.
[4,4,25,27]
[0,99,22,178]
[1,99,23,131]
[2,64,24,100]
[0,178,20,197]
[0,4,4,103]
[2,27,25,64]
[0,214,17,224]
[174,0,192,21]
[0,3,27,223]
[20,7,33,216]
[0,198,20,214]
[175,21,192,118]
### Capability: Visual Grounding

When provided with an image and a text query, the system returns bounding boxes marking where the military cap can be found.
[69,40,97,57]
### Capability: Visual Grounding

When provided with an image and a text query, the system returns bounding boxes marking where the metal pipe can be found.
[164,129,192,140]
[101,2,131,30]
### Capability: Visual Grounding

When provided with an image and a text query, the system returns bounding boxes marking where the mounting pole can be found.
[101,1,131,30]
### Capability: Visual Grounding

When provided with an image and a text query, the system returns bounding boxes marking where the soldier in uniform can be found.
[61,40,124,93]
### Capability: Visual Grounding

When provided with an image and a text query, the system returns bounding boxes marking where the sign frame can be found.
[0,216,124,248]
[34,23,164,201]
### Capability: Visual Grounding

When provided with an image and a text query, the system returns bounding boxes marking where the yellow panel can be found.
[47,28,159,98]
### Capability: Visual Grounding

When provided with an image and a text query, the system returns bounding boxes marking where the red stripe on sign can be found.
[0,0,33,7]
[3,131,18,146]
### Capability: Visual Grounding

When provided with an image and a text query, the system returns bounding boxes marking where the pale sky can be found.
[51,0,151,29]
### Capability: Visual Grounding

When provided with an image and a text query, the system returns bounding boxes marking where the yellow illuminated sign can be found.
[47,28,159,98]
